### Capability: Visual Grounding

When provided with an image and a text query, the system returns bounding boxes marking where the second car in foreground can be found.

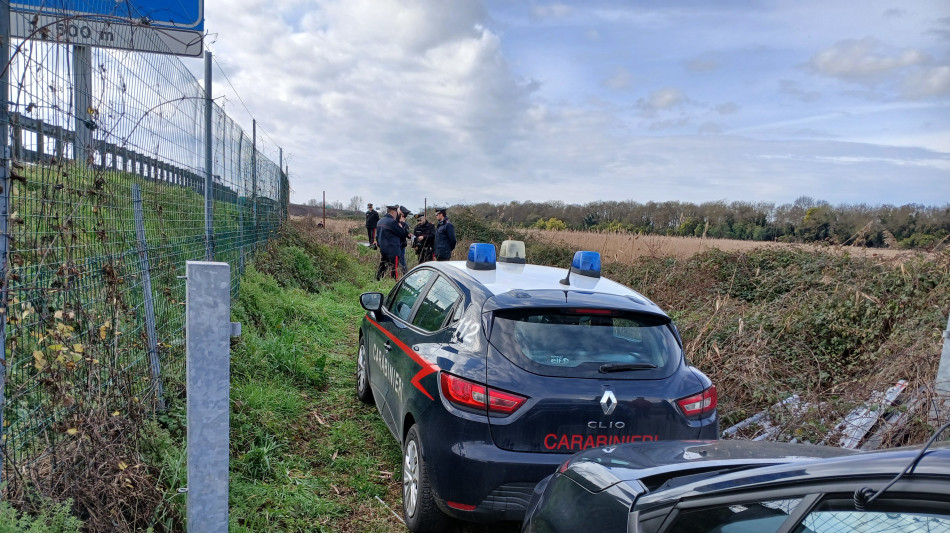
[522,436,950,533]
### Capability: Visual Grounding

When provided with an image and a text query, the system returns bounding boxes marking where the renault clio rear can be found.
[356,241,717,532]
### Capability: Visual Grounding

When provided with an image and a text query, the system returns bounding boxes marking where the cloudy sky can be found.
[201,0,950,209]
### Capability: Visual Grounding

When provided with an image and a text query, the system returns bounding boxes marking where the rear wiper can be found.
[599,362,657,373]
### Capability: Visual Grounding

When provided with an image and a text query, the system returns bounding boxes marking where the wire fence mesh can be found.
[0,15,287,494]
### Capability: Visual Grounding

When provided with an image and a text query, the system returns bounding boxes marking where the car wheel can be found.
[403,425,449,532]
[356,338,373,404]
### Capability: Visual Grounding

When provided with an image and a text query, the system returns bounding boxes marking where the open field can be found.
[292,214,931,263]
[525,228,929,262]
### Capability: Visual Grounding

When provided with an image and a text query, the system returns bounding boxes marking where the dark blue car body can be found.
[522,439,950,533]
[357,245,718,531]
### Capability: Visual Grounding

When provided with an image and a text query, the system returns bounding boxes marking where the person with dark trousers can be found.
[412,213,435,263]
[375,205,409,280]
[397,206,412,276]
[365,203,380,248]
[433,208,457,261]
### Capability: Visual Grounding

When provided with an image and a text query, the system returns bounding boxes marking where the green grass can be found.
[0,496,83,533]
[136,224,412,532]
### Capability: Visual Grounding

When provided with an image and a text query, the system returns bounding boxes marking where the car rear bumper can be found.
[424,436,566,522]
[420,414,718,523]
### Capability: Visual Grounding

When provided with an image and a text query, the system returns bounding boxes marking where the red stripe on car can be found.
[367,317,439,401]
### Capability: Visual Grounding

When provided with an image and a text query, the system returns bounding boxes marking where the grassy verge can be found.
[138,224,407,532]
[142,221,519,532]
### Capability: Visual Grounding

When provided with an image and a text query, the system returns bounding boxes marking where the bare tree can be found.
[347,195,363,212]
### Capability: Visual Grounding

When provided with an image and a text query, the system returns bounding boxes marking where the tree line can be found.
[452,197,950,249]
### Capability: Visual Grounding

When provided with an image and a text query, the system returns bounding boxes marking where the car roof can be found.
[422,260,666,315]
[634,442,950,509]
[560,440,858,494]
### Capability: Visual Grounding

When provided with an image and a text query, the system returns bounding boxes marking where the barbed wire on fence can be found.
[0,8,287,503]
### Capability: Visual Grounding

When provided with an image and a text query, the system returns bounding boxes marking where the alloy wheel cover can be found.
[403,440,419,517]
[358,344,368,393]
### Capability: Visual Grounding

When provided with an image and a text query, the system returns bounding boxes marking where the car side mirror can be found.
[360,292,384,313]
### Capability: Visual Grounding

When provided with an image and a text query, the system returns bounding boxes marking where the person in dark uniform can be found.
[375,205,409,280]
[433,208,457,261]
[397,206,412,275]
[365,203,380,249]
[412,212,435,263]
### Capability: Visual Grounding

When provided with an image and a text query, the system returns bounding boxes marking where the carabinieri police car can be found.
[356,241,718,532]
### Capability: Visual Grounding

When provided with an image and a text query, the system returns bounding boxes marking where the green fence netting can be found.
[0,15,287,490]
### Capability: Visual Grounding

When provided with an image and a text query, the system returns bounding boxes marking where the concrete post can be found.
[186,261,231,532]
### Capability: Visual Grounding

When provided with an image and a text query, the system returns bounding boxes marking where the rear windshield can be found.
[488,308,681,379]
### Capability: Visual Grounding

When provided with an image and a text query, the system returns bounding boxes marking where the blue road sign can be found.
[11,0,204,56]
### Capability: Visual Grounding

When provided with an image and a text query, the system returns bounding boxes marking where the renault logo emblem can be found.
[600,390,617,415]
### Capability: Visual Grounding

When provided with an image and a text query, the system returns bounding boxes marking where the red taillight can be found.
[568,308,616,315]
[440,372,527,415]
[446,501,476,511]
[677,386,717,417]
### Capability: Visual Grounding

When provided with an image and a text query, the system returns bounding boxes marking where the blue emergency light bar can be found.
[467,243,497,270]
[570,251,601,278]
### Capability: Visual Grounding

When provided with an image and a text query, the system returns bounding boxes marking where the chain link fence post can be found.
[133,184,164,410]
[0,0,10,492]
[204,51,214,261]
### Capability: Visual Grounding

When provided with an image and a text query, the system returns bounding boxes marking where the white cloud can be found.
[639,88,686,112]
[531,3,573,19]
[808,37,928,83]
[901,66,950,99]
[201,1,950,207]
[206,0,537,203]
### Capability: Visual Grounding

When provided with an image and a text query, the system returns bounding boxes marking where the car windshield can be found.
[488,308,680,379]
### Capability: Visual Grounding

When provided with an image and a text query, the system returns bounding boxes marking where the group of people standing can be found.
[365,203,456,281]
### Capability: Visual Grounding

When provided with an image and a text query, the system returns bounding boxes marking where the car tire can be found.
[403,425,450,532]
[356,338,373,404]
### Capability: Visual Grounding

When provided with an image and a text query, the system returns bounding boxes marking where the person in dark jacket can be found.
[365,203,380,248]
[433,208,456,261]
[397,206,412,275]
[412,213,435,263]
[375,205,409,280]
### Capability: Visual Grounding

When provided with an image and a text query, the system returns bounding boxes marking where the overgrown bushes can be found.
[602,247,950,442]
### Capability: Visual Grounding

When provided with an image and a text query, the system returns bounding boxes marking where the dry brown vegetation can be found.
[601,245,950,447]
[526,228,928,262]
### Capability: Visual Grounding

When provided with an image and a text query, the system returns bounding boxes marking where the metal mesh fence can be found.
[0,18,287,485]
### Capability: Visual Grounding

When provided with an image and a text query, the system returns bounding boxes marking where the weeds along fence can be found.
[0,30,288,493]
